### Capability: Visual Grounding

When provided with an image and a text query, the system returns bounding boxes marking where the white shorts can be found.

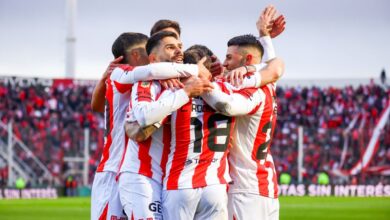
[162,184,228,220]
[228,193,279,220]
[91,171,126,220]
[118,172,163,220]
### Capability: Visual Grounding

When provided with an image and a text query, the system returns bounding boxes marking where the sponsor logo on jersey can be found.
[149,201,162,213]
[141,81,151,88]
[110,216,127,220]
[185,158,219,166]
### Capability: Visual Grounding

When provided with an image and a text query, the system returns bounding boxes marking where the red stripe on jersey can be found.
[268,85,279,197]
[97,79,115,172]
[192,109,215,188]
[270,160,279,198]
[251,86,273,197]
[99,203,108,220]
[118,64,135,72]
[217,82,231,95]
[166,101,192,190]
[138,138,153,178]
[217,115,235,184]
[118,134,129,176]
[136,81,153,102]
[233,87,258,99]
[217,150,228,184]
[160,122,172,182]
[113,80,132,94]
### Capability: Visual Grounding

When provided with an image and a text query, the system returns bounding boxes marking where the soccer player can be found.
[203,6,285,220]
[210,35,283,220]
[90,32,210,220]
[118,31,213,220]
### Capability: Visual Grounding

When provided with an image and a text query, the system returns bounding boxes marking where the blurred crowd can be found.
[0,78,389,188]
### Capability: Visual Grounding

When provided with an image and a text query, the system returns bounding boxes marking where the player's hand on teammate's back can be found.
[103,56,124,80]
[182,76,214,97]
[159,78,184,90]
[197,57,212,80]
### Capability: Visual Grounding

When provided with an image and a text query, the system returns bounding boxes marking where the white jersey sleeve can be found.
[201,82,262,116]
[131,81,189,127]
[257,36,275,62]
[115,63,199,84]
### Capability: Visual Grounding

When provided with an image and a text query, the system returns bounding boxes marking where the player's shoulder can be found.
[110,65,135,79]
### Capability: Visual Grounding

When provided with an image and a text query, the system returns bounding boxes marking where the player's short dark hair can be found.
[146,31,178,55]
[112,32,148,63]
[227,34,264,58]
[150,19,181,37]
[184,46,212,71]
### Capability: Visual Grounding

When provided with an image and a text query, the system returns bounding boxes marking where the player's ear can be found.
[245,54,253,65]
[149,53,156,63]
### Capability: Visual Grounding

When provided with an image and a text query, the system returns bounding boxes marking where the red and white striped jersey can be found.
[97,63,199,173]
[119,81,190,183]
[228,83,279,198]
[97,65,133,173]
[163,82,234,190]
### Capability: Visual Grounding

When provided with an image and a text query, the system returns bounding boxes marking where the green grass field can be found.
[0,196,389,220]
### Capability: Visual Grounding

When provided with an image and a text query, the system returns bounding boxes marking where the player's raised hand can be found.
[210,55,223,77]
[103,56,124,79]
[159,78,184,90]
[257,5,286,38]
[197,57,212,80]
[182,76,214,97]
[270,15,286,38]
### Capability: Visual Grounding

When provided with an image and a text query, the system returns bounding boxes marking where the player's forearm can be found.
[258,58,284,86]
[257,36,276,62]
[116,63,199,84]
[91,78,106,113]
[124,121,158,142]
[242,58,284,88]
[133,89,189,127]
[202,89,258,116]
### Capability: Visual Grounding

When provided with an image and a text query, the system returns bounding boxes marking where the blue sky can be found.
[0,0,389,80]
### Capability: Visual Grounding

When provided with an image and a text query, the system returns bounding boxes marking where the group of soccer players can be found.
[90,5,286,220]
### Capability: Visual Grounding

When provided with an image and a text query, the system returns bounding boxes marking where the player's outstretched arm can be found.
[223,57,284,88]
[257,57,285,86]
[132,77,213,127]
[91,56,123,112]
[202,83,261,116]
[115,62,201,85]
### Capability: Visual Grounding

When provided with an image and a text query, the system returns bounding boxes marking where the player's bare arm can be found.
[124,121,158,142]
[91,56,123,112]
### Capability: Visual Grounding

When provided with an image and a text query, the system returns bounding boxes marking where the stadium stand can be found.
[0,76,389,188]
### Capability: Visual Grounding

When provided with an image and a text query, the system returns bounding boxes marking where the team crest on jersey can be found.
[140,81,151,88]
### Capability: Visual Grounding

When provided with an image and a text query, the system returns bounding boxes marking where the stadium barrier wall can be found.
[0,188,58,199]
[279,184,390,197]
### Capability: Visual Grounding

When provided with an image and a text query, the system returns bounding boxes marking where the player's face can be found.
[223,46,245,71]
[155,36,183,63]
